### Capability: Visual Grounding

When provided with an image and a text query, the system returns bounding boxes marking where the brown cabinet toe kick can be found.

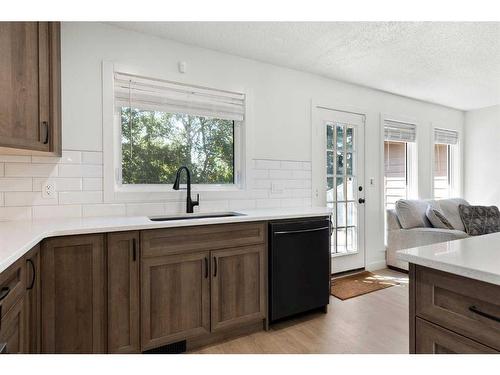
[409,264,500,354]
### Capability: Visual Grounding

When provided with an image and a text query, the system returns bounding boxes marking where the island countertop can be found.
[0,207,331,273]
[397,232,500,286]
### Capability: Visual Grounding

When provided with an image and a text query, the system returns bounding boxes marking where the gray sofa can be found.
[386,198,469,271]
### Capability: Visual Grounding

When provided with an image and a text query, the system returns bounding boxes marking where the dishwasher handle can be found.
[274,226,330,235]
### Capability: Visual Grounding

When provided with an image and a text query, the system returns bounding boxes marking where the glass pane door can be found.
[326,122,357,254]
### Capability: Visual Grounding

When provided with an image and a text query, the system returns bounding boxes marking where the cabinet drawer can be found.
[415,318,497,354]
[141,222,266,257]
[415,266,500,351]
[0,258,26,322]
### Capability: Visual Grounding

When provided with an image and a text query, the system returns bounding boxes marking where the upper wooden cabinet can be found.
[0,22,61,155]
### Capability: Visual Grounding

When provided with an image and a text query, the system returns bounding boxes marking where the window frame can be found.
[381,114,419,212]
[102,61,250,203]
[432,126,461,200]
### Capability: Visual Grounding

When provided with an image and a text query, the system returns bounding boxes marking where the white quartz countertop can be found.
[397,232,500,286]
[0,207,331,273]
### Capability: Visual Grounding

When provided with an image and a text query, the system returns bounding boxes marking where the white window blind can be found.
[114,72,245,121]
[384,120,417,142]
[434,128,459,145]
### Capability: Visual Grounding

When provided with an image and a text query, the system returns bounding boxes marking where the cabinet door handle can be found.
[213,257,218,277]
[204,257,209,278]
[0,286,9,302]
[132,238,137,262]
[469,305,500,323]
[26,258,36,290]
[40,121,49,144]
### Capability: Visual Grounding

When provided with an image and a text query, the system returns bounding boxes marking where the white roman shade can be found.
[434,128,459,145]
[384,120,417,142]
[114,72,245,121]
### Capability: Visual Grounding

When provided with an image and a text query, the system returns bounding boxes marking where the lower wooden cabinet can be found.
[415,318,497,354]
[141,251,211,351]
[41,234,106,353]
[0,296,27,354]
[211,245,266,332]
[107,231,140,354]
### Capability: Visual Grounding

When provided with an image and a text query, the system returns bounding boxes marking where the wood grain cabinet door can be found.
[211,245,266,332]
[41,234,106,353]
[141,251,210,351]
[0,296,28,354]
[0,22,61,154]
[107,231,140,354]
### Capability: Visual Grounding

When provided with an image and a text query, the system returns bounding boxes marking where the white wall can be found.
[0,22,465,270]
[464,105,500,207]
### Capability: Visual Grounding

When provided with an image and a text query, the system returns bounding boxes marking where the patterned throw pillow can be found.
[458,204,500,236]
[426,205,454,230]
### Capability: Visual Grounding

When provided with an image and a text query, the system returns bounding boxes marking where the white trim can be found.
[430,124,462,199]
[102,61,251,203]
[311,100,367,273]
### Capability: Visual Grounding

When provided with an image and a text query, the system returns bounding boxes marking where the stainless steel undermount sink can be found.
[149,212,245,221]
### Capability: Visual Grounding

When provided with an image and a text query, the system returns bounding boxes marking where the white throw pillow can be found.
[426,205,454,230]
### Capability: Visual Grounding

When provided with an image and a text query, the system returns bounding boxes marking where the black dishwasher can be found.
[269,217,331,323]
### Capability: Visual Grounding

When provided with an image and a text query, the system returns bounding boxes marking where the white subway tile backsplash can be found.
[252,169,269,179]
[33,205,82,219]
[126,203,165,216]
[58,164,102,178]
[81,151,103,165]
[0,155,31,163]
[228,199,256,210]
[33,178,82,192]
[292,170,312,179]
[256,199,280,209]
[31,150,82,164]
[0,178,32,192]
[0,154,311,220]
[5,192,58,206]
[5,163,58,177]
[82,178,102,191]
[59,191,103,205]
[0,206,32,220]
[280,161,303,170]
[82,204,126,217]
[269,169,293,179]
[254,159,280,170]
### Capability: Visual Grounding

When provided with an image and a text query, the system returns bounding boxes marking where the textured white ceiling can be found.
[109,22,500,110]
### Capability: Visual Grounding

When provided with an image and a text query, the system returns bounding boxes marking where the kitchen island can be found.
[398,233,500,354]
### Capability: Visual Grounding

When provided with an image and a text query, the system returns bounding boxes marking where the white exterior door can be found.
[312,106,366,273]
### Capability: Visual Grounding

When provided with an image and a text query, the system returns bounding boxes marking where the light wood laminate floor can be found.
[193,269,409,354]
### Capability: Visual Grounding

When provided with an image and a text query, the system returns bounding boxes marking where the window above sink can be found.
[101,62,252,203]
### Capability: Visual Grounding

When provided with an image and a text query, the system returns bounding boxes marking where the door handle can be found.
[40,121,49,144]
[204,257,209,278]
[0,286,10,301]
[132,238,137,262]
[469,305,500,323]
[26,258,36,290]
[213,257,218,277]
[358,198,365,204]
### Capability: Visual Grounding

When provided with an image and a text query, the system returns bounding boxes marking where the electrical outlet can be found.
[42,182,56,199]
